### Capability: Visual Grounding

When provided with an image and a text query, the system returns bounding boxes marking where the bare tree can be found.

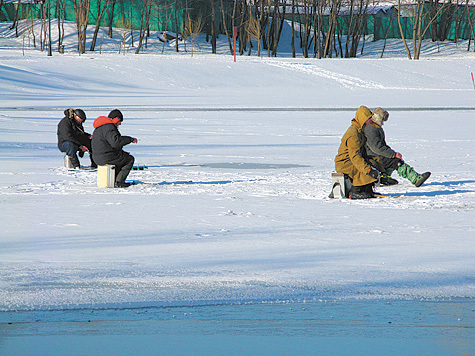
[47,0,52,55]
[220,0,234,54]
[314,0,326,58]
[57,0,66,51]
[239,0,248,55]
[399,0,448,59]
[323,0,341,58]
[118,16,132,54]
[271,0,285,57]
[182,14,203,56]
[90,0,110,51]
[397,0,413,59]
[343,0,370,58]
[39,0,47,51]
[107,0,116,38]
[20,10,36,55]
[72,0,91,54]
[300,0,312,58]
[246,8,263,56]
[380,14,396,58]
[10,0,21,36]
[175,0,180,52]
[291,0,296,57]
[135,0,152,53]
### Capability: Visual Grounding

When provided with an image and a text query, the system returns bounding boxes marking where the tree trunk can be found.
[380,16,395,58]
[398,0,412,59]
[10,0,21,35]
[47,0,52,56]
[220,0,233,54]
[135,0,150,54]
[210,0,217,53]
[175,0,179,52]
[430,0,439,41]
[108,0,115,38]
[90,0,109,51]
[73,0,90,54]
[291,0,295,58]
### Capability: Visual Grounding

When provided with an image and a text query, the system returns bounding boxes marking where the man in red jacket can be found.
[91,109,138,188]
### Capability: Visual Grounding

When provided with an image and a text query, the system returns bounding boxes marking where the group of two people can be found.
[335,105,430,199]
[57,108,138,188]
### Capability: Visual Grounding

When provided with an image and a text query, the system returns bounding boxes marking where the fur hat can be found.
[108,109,123,122]
[372,107,389,126]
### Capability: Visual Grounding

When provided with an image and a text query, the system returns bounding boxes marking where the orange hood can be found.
[93,116,121,129]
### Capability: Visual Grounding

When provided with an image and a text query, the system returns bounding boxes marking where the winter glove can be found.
[368,167,380,180]
[79,145,89,152]
[395,152,402,160]
[132,138,138,144]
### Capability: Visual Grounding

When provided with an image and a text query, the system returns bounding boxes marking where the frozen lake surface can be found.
[2,299,474,355]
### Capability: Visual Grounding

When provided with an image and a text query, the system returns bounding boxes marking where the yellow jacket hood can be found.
[353,106,372,129]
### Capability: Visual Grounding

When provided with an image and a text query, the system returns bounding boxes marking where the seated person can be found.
[57,108,96,169]
[364,108,430,187]
[92,109,138,188]
[334,106,380,199]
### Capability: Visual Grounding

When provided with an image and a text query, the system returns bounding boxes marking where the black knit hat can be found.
[108,109,123,121]
[74,109,87,121]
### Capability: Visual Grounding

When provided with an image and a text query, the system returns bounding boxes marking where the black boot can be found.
[367,183,380,196]
[414,172,431,187]
[69,154,80,169]
[349,185,374,199]
[380,175,398,186]
[90,154,97,169]
[115,181,131,188]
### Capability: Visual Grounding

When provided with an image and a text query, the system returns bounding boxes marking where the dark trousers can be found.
[60,141,95,167]
[368,156,400,175]
[112,153,135,183]
[60,141,79,157]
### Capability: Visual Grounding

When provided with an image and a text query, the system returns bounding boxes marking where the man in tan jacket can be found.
[334,106,379,199]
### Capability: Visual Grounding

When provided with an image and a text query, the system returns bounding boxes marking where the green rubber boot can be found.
[397,163,431,187]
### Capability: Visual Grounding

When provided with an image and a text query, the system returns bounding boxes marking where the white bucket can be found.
[97,165,116,188]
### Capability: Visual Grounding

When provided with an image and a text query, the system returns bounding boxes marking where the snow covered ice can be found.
[0,21,474,312]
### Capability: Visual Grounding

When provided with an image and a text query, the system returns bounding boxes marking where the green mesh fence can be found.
[2,1,475,40]
[373,5,475,41]
[283,4,475,41]
[1,0,188,32]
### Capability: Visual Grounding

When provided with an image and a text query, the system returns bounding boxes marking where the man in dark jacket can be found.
[91,109,137,188]
[364,107,430,187]
[57,108,95,169]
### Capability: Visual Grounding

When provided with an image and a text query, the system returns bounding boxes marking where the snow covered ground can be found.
[1,18,474,308]
[0,19,474,354]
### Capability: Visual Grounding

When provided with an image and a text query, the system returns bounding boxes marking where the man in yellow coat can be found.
[334,106,380,199]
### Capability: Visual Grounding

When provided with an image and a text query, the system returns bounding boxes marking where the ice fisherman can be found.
[57,108,96,169]
[334,106,380,199]
[364,107,430,187]
[91,109,138,188]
